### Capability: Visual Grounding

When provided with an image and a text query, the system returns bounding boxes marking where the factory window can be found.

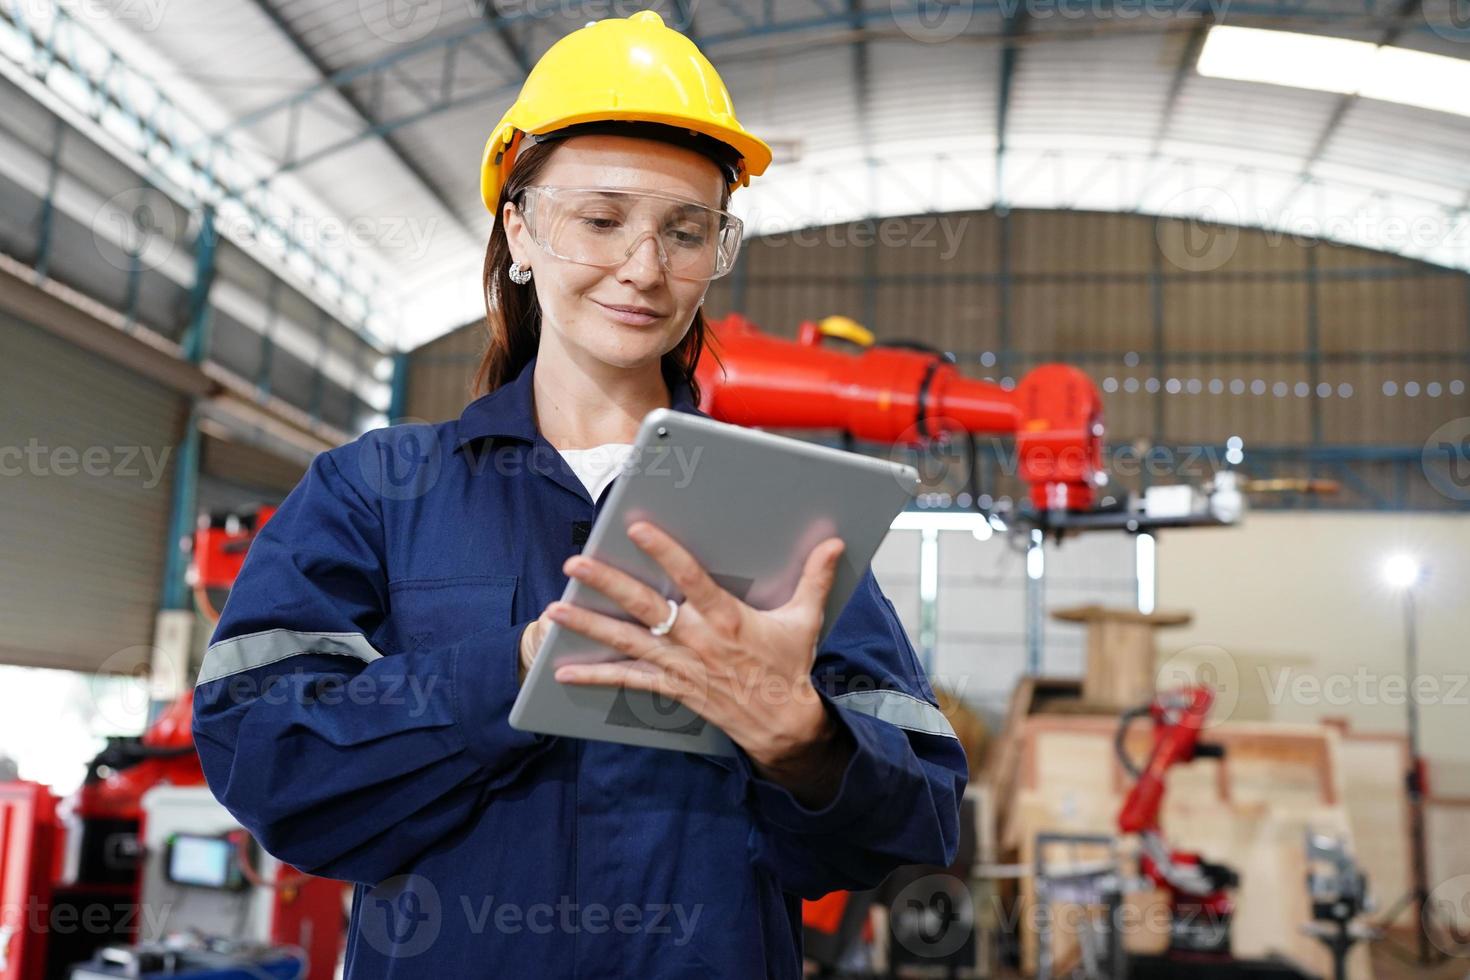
[0,665,148,795]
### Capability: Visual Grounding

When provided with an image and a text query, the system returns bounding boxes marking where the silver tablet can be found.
[508,408,919,756]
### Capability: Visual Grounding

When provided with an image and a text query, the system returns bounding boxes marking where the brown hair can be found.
[473,137,729,403]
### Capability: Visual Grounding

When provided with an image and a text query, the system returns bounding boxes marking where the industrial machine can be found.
[1026,687,1342,980]
[0,507,343,980]
[1112,688,1321,980]
[1033,832,1127,980]
[697,313,1105,515]
[190,507,276,622]
[65,784,337,980]
[1301,833,1377,980]
[1115,687,1237,955]
[44,695,209,975]
[696,313,1248,534]
[67,941,302,980]
[1031,690,1236,980]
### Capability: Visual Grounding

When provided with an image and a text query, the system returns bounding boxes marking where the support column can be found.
[152,208,218,712]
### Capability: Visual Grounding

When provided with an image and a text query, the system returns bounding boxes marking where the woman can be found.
[194,12,967,979]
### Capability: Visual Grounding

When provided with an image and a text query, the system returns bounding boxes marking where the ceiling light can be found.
[1198,26,1470,120]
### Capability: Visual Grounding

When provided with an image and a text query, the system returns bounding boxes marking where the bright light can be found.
[1364,48,1470,118]
[1137,533,1157,615]
[1198,26,1470,120]
[892,511,994,534]
[919,528,939,603]
[889,510,994,541]
[1199,27,1374,94]
[1383,554,1422,590]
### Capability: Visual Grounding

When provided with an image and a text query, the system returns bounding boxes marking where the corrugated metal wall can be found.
[402,322,486,424]
[197,436,308,515]
[405,209,1470,511]
[0,72,386,437]
[0,310,182,672]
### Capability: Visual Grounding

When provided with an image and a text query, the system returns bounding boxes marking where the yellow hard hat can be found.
[479,10,772,214]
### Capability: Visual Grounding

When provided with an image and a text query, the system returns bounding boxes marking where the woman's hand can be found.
[518,609,555,685]
[546,520,849,773]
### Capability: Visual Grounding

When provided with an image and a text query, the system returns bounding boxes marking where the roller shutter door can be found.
[0,311,182,672]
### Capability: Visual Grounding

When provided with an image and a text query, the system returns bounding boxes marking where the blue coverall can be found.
[192,354,969,978]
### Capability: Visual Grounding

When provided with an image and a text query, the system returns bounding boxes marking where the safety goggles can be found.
[515,185,743,281]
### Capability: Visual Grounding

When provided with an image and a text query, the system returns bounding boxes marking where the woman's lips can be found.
[595,300,664,326]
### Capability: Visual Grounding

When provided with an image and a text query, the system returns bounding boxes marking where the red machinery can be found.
[0,505,343,980]
[192,505,276,619]
[697,313,1105,512]
[0,783,58,980]
[1115,687,1238,955]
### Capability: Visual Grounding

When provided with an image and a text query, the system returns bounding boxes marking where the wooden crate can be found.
[1007,714,1374,979]
[1327,724,1414,929]
[1426,797,1470,941]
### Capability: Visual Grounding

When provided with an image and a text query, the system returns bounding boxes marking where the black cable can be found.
[1115,705,1153,780]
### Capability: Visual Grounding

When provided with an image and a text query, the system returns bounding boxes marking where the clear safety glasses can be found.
[515,185,743,281]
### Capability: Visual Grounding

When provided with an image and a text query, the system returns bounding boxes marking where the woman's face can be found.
[503,134,725,374]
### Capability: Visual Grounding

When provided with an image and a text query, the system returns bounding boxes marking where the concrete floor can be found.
[842,942,1470,979]
[1369,943,1469,980]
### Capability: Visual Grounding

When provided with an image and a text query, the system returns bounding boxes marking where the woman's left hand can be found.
[548,520,845,770]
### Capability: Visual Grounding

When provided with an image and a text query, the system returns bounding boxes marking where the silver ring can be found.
[649,598,679,637]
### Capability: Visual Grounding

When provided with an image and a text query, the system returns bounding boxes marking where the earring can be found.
[509,261,533,285]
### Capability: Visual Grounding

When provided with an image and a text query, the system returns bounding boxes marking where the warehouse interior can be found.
[2,0,1469,977]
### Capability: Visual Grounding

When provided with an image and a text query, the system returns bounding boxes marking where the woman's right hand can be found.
[518,609,554,684]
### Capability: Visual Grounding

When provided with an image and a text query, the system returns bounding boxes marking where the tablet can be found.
[508,408,920,756]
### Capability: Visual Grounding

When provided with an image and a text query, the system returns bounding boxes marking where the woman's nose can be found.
[616,233,666,287]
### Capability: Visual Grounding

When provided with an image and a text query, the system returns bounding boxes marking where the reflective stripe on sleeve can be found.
[196,628,384,686]
[831,689,958,739]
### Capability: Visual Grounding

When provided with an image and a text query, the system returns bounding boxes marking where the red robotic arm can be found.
[1117,686,1215,836]
[1115,686,1239,953]
[694,313,1104,512]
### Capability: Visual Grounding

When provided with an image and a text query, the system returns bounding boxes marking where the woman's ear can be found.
[502,199,530,268]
